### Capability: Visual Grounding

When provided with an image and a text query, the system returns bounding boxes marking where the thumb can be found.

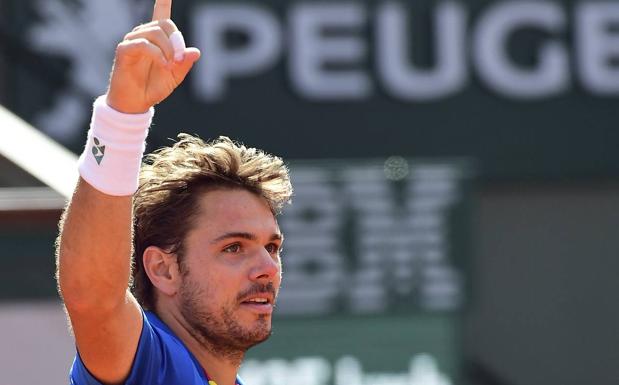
[172,48,201,83]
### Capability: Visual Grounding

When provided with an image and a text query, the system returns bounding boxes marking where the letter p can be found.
[192,4,281,101]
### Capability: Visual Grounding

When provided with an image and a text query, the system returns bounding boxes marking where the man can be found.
[56,1,293,384]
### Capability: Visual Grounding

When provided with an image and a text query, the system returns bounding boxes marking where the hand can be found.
[107,0,201,114]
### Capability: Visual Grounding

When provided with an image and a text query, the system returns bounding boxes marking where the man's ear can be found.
[143,246,182,297]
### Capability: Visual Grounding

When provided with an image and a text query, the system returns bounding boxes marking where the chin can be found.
[243,319,272,346]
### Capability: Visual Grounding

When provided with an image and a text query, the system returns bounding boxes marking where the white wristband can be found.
[77,95,153,196]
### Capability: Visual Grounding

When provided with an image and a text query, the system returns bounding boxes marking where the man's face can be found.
[177,188,283,354]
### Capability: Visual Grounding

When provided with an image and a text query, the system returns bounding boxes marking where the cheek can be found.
[201,268,245,303]
[183,263,224,296]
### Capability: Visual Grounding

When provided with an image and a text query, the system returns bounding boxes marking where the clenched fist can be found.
[107,0,201,114]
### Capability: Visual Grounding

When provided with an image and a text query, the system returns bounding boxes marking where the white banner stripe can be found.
[0,104,78,199]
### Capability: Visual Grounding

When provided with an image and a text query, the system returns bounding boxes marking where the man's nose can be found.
[250,248,280,281]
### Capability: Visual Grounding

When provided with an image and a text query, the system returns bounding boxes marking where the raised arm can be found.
[56,1,200,383]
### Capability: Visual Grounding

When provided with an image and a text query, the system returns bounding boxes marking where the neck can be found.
[156,306,245,385]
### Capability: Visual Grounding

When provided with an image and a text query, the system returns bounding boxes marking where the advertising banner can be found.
[3,0,619,180]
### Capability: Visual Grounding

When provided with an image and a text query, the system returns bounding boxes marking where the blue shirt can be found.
[70,311,245,385]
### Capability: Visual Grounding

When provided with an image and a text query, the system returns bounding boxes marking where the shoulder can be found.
[71,311,207,385]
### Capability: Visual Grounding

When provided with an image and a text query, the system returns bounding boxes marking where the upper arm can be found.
[58,178,143,384]
[68,290,143,385]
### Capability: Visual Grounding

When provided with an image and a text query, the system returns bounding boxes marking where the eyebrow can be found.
[210,232,284,244]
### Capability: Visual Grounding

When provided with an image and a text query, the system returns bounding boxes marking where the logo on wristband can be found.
[92,137,106,165]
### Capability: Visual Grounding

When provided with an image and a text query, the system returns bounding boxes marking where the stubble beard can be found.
[179,277,273,363]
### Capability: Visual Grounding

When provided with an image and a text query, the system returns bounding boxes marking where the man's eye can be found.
[223,243,241,253]
[265,243,280,254]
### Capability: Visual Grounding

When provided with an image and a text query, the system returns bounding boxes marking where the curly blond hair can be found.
[132,134,292,310]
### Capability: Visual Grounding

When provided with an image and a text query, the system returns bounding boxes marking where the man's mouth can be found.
[240,294,275,314]
[237,282,277,315]
[244,298,269,304]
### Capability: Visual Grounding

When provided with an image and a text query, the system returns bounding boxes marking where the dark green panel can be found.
[243,315,460,384]
[0,226,58,299]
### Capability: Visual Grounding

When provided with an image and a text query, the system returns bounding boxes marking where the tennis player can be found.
[56,1,293,384]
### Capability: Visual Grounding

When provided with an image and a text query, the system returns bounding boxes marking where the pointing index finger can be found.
[152,0,172,21]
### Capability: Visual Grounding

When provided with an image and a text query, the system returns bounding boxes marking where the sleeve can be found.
[69,311,165,385]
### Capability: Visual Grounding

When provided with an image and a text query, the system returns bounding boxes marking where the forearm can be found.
[57,178,133,311]
[56,92,152,310]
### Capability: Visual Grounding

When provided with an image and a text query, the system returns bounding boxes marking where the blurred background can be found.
[1,0,618,384]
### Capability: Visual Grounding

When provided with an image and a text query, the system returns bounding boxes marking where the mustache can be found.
[236,282,277,302]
